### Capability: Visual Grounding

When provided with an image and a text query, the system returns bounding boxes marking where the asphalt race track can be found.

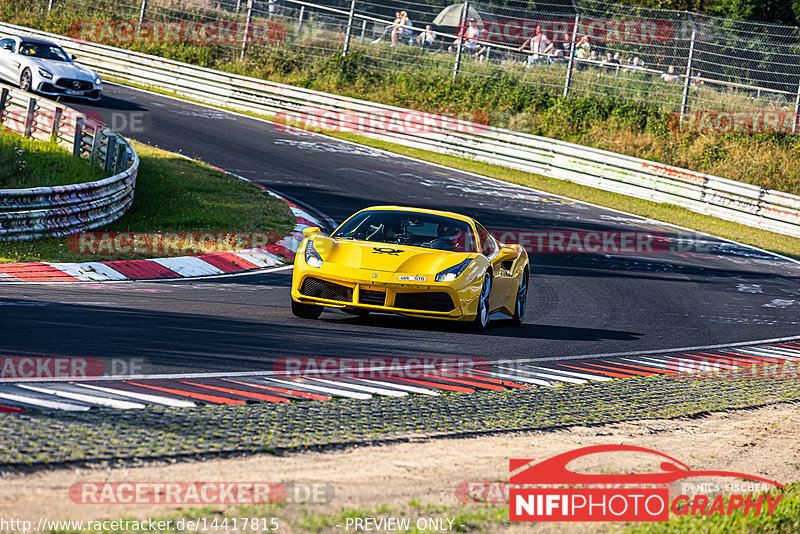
[1,83,800,376]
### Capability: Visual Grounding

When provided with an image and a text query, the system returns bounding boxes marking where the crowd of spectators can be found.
[370,12,688,84]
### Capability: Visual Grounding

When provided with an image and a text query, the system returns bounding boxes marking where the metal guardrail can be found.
[2,21,797,239]
[0,82,138,240]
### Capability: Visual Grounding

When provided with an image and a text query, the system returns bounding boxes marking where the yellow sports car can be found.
[290,206,529,330]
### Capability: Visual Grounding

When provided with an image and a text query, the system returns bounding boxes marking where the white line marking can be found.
[0,391,89,411]
[355,378,439,395]
[75,383,196,407]
[17,384,145,409]
[260,378,372,400]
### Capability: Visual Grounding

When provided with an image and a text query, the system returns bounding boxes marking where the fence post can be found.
[23,97,36,138]
[0,88,8,125]
[72,116,85,157]
[562,12,580,98]
[342,0,356,57]
[298,6,305,32]
[138,0,148,23]
[47,0,54,14]
[51,106,63,142]
[793,79,800,134]
[240,0,254,60]
[452,0,470,82]
[360,19,366,41]
[236,0,241,12]
[680,16,697,116]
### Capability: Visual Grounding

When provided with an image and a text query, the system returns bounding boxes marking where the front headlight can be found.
[435,258,472,282]
[305,239,323,268]
[38,68,52,79]
[94,77,101,85]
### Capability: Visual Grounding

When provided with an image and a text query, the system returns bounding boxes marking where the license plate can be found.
[66,89,82,95]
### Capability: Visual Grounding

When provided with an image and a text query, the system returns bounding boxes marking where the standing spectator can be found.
[575,35,591,60]
[473,27,491,62]
[518,25,551,67]
[416,24,437,50]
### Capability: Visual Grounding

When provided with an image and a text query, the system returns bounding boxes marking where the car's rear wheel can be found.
[19,69,32,93]
[291,299,323,319]
[471,272,492,331]
[511,268,529,326]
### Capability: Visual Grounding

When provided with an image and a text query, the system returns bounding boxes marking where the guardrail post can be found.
[51,106,63,142]
[23,97,36,138]
[342,0,356,57]
[297,6,305,33]
[680,16,697,116]
[240,0,254,60]
[138,0,148,23]
[452,0,470,82]
[0,88,8,125]
[562,10,580,98]
[90,125,102,163]
[72,116,85,157]
[104,133,117,174]
[114,141,127,174]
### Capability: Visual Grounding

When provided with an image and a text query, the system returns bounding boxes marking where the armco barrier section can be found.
[0,82,138,240]
[2,21,798,238]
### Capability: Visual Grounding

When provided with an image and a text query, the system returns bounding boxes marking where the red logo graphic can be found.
[464,445,783,522]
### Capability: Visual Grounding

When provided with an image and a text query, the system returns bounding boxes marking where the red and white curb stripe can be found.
[2,342,799,412]
[0,186,321,283]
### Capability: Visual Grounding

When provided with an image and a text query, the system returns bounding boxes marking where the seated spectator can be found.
[373,11,402,44]
[449,18,480,52]
[660,65,680,82]
[625,56,646,72]
[611,52,622,65]
[473,27,491,62]
[588,50,599,63]
[390,11,413,46]
[518,25,551,67]
[416,24,437,49]
[601,52,615,70]
[690,71,705,89]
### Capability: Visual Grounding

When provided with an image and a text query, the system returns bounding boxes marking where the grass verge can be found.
[0,130,106,189]
[0,140,295,263]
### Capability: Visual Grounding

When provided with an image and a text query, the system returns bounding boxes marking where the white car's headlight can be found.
[305,239,323,268]
[435,258,472,282]
[38,68,53,79]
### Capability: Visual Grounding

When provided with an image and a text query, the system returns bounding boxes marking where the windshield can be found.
[332,210,478,252]
[19,42,71,62]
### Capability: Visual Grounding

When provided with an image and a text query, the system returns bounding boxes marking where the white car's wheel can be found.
[19,68,32,92]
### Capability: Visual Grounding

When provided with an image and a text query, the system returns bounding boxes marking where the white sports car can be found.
[0,36,102,100]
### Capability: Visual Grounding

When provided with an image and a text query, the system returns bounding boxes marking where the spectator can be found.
[625,56,645,71]
[611,52,622,65]
[416,24,437,50]
[391,11,413,46]
[660,65,680,82]
[575,35,591,60]
[372,11,402,44]
[518,25,551,67]
[601,52,615,70]
[588,50,598,63]
[268,0,284,18]
[450,18,480,52]
[473,27,491,62]
[690,71,705,89]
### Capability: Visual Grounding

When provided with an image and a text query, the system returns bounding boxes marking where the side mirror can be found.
[302,227,321,237]
[497,247,517,263]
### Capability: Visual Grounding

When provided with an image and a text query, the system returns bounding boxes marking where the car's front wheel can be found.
[511,268,529,326]
[471,272,492,331]
[291,299,323,319]
[19,68,32,93]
